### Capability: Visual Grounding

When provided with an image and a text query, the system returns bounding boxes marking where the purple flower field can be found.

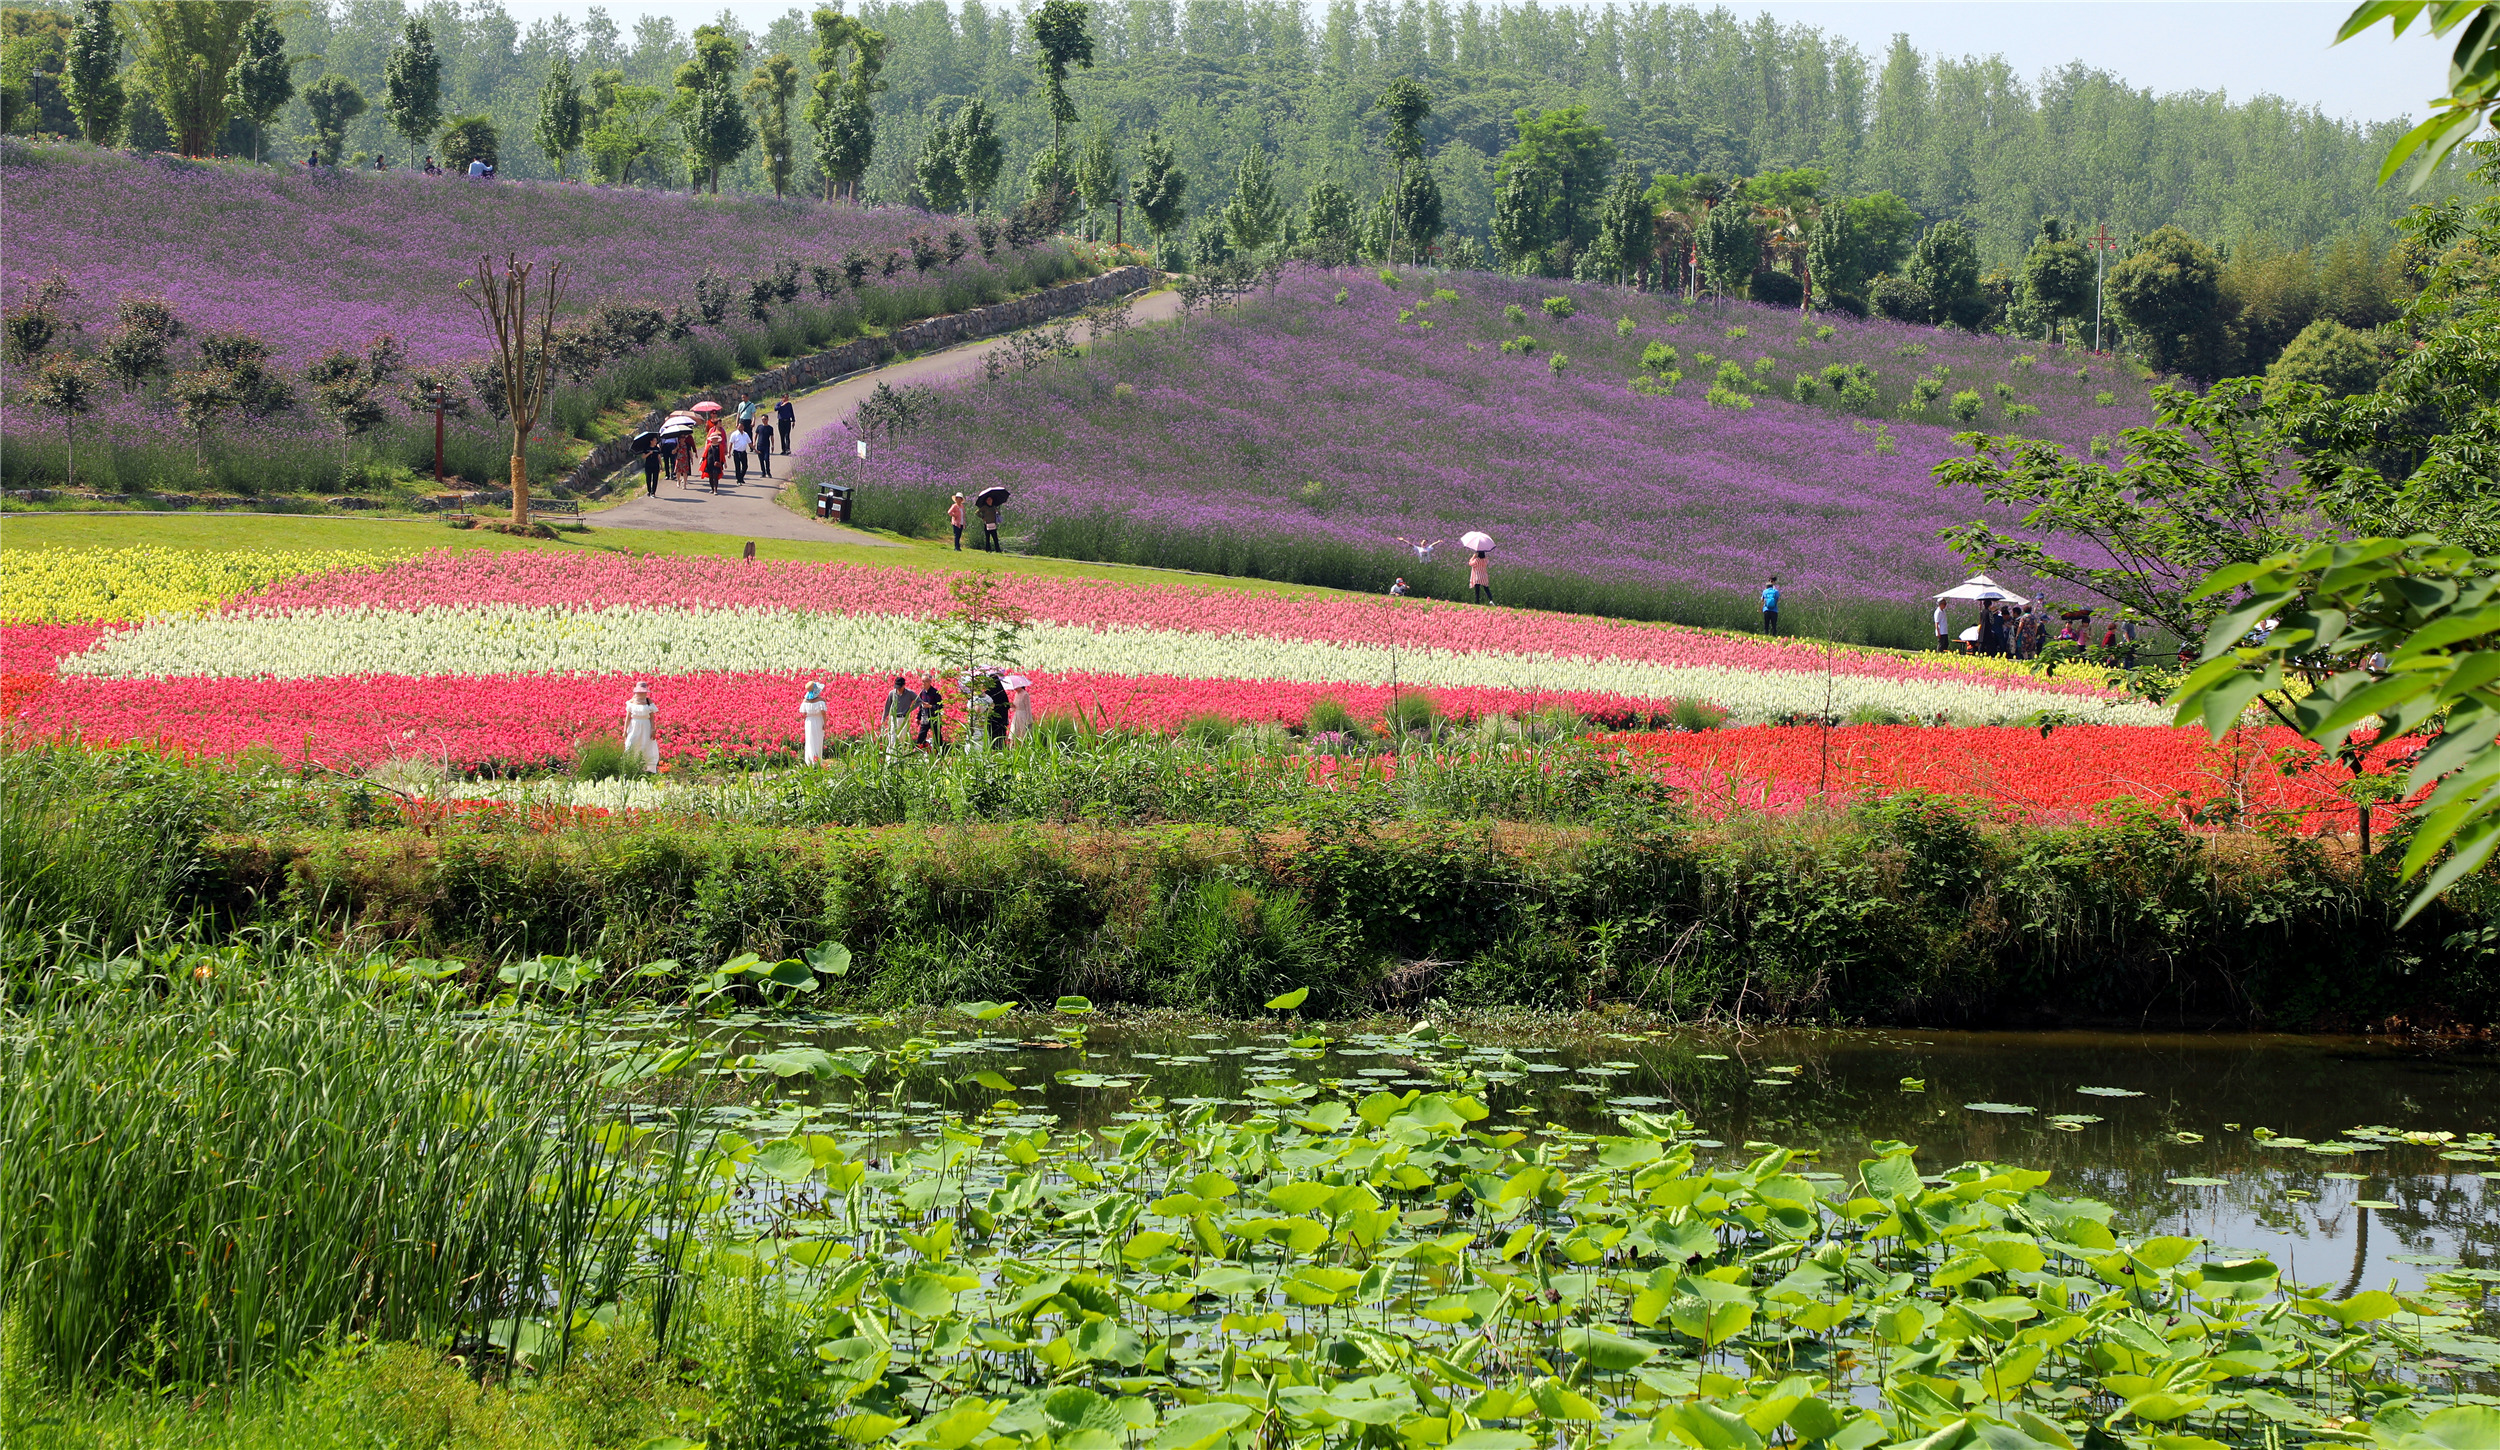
[1,142,1026,369]
[798,267,2153,615]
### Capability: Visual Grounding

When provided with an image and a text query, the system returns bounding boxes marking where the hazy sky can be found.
[508,0,2445,126]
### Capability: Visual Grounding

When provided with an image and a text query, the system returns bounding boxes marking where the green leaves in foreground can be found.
[2173,538,2500,920]
[666,1079,2477,1450]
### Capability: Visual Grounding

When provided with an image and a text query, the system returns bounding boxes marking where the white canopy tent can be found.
[1932,573,2030,606]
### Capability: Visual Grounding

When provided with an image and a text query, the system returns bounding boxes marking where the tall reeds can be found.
[0,972,700,1391]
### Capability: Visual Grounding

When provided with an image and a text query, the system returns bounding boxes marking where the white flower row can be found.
[67,606,2174,725]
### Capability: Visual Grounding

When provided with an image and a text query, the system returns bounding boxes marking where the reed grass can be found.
[0,970,700,1392]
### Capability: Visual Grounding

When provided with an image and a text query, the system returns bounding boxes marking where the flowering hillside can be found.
[801,268,2154,640]
[0,143,1050,369]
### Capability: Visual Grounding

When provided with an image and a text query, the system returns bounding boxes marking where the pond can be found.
[706,1017,2500,1299]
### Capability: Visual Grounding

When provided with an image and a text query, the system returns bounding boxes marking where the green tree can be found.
[674,25,754,195]
[438,114,498,172]
[100,293,182,394]
[2268,318,2392,398]
[1301,178,1358,263]
[2109,225,2232,380]
[22,352,100,489]
[302,73,365,166]
[1907,220,1984,329]
[954,99,1004,212]
[1073,128,1122,239]
[1129,129,1187,243]
[1387,164,1444,264]
[1844,192,1922,275]
[1379,77,1431,172]
[1220,144,1284,256]
[303,332,405,473]
[1030,0,1095,164]
[584,72,668,186]
[1694,197,1759,296]
[915,101,968,211]
[381,15,441,169]
[1495,106,1616,274]
[62,0,122,148]
[1490,164,1548,273]
[1590,171,1653,285]
[2022,218,2095,342]
[1805,205,1867,310]
[2341,1,2500,187]
[223,8,289,165]
[805,7,885,202]
[745,54,798,197]
[125,0,262,157]
[535,53,585,180]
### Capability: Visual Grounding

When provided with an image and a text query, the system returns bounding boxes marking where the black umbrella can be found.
[629,431,659,454]
[974,486,1011,507]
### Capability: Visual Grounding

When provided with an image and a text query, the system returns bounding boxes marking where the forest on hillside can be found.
[0,0,2429,276]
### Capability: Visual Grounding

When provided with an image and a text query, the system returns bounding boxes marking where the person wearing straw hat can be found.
[623,682,659,772]
[799,681,828,765]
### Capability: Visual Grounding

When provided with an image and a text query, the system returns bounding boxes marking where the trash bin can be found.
[821,483,855,524]
[815,487,834,520]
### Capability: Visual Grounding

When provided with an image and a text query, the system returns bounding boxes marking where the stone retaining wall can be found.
[560,264,1153,496]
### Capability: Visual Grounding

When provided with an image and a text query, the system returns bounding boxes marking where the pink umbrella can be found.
[689,400,725,415]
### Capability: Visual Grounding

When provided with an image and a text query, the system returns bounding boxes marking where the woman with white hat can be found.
[623,682,660,772]
[799,681,828,765]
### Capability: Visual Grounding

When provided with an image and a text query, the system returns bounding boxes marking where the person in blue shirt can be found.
[1761,577,1781,635]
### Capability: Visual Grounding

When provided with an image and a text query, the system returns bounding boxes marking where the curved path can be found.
[590,286,1183,545]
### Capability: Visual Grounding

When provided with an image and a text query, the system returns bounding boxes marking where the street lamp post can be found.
[2087,223,2120,353]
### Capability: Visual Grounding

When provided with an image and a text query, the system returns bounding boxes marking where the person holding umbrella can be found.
[985,675,1012,749]
[1460,531,1495,604]
[635,432,662,496]
[975,486,1009,552]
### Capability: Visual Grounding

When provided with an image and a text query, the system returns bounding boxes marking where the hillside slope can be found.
[800,268,2154,639]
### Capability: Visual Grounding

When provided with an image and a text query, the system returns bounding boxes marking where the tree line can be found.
[0,0,2437,272]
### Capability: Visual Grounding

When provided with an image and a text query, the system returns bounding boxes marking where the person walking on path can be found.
[949,493,966,550]
[913,675,946,750]
[754,416,775,478]
[737,397,757,428]
[623,682,659,772]
[1760,577,1781,635]
[1932,600,1949,652]
[1468,550,1493,604]
[701,427,726,493]
[729,423,752,484]
[985,676,1012,749]
[1008,681,1035,744]
[642,444,662,496]
[775,394,796,447]
[882,675,916,756]
[799,681,828,765]
[977,496,1001,553]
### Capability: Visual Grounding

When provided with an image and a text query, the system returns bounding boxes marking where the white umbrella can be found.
[1459,530,1495,553]
[1000,675,1031,691]
[1933,574,2029,605]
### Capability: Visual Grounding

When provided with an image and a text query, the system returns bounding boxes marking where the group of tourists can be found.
[625,673,1038,771]
[1937,600,2143,666]
[642,395,797,497]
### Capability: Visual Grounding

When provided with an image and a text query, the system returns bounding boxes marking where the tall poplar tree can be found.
[382,17,441,168]
[62,0,123,148]
[535,53,585,179]
[225,8,290,164]
[1029,0,1095,168]
[745,54,799,197]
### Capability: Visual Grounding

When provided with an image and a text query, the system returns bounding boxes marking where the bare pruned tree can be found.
[461,253,567,525]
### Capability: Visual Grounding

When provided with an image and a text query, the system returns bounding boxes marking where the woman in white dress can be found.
[799,681,827,765]
[963,682,990,754]
[623,682,659,772]
[1007,681,1035,744]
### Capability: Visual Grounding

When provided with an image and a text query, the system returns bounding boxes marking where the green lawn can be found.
[0,511,1364,598]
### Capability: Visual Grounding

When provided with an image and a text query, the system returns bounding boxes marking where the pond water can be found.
[726,1019,2500,1298]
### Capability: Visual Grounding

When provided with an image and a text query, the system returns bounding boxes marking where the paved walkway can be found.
[590,287,1182,546]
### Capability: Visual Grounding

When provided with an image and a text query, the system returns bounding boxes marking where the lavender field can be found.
[0,143,1043,368]
[801,267,2155,639]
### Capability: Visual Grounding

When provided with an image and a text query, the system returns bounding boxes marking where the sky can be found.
[503,0,2447,126]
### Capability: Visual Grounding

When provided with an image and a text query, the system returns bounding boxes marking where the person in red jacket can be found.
[700,426,727,493]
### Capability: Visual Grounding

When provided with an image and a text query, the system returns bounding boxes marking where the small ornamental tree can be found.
[918,571,1031,699]
[303,73,365,165]
[1129,129,1186,246]
[1029,0,1095,163]
[439,114,499,171]
[304,332,406,476]
[745,54,799,197]
[24,353,101,489]
[461,254,566,526]
[101,294,183,393]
